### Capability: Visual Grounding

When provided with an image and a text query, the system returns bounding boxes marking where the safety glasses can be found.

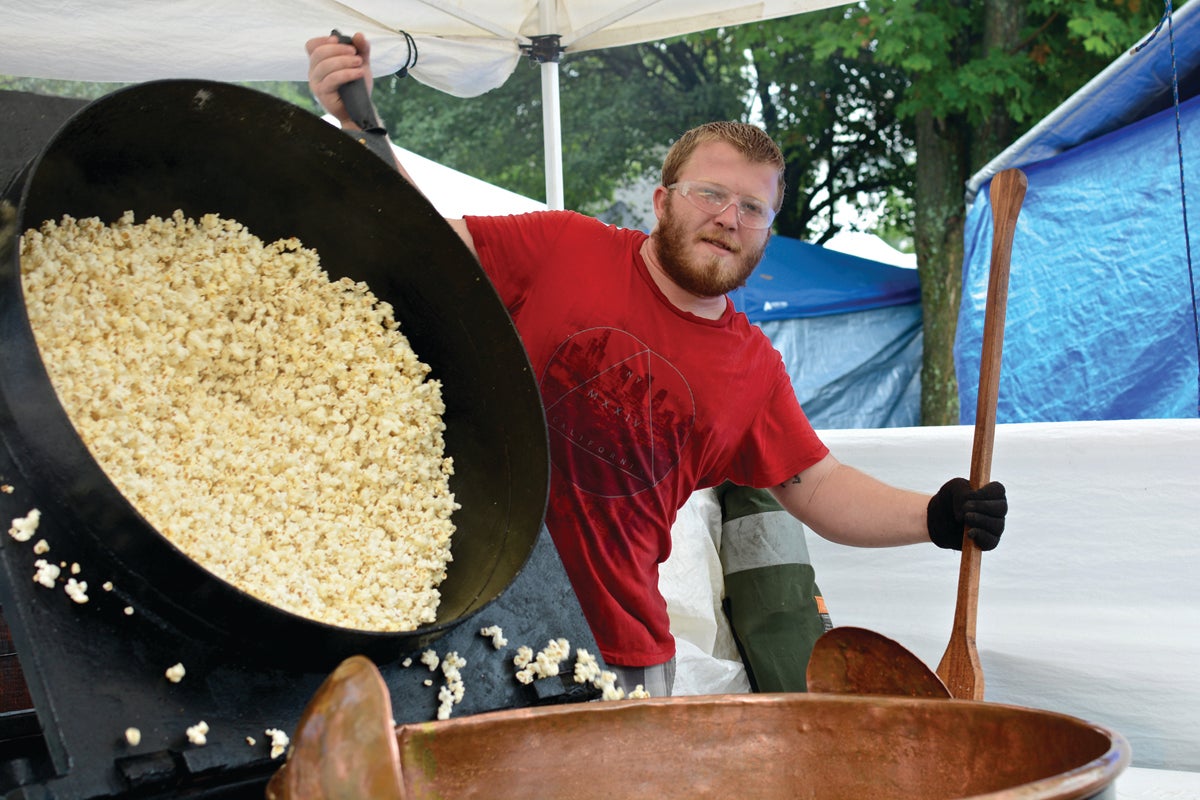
[667,180,776,229]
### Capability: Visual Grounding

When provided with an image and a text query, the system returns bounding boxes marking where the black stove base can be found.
[0,470,598,800]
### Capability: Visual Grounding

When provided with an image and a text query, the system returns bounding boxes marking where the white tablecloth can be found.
[662,419,1200,775]
[1118,766,1200,798]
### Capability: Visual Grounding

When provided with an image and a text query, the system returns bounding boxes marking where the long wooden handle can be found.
[935,168,1027,700]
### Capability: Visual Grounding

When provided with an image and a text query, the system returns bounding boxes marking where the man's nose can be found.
[713,201,740,228]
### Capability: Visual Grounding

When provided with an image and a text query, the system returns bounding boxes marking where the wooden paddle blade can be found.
[807,627,950,698]
[935,167,1027,701]
[266,655,406,800]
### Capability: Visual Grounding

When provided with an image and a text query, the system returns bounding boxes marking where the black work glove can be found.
[927,478,1007,551]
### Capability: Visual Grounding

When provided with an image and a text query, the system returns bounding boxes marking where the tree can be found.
[369,32,751,216]
[797,0,1162,423]
[739,22,916,245]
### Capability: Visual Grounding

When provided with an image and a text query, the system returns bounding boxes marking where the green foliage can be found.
[734,9,917,241]
[368,35,748,213]
[803,0,1161,133]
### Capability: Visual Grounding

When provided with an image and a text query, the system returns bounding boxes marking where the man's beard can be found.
[653,200,768,298]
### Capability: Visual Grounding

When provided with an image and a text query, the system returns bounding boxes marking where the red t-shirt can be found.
[466,211,829,666]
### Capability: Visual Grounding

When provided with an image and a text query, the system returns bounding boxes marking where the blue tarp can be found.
[759,306,923,429]
[730,235,921,321]
[730,236,923,429]
[958,3,1200,423]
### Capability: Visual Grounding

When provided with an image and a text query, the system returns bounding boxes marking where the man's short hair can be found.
[661,122,786,210]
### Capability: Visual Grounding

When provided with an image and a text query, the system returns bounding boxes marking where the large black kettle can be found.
[0,80,549,669]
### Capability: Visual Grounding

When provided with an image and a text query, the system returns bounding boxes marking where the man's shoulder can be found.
[468,209,643,241]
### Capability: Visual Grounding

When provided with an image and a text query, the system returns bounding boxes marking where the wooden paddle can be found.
[934,167,1027,699]
[806,168,1027,699]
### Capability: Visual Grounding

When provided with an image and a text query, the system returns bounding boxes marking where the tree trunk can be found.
[973,0,1024,167]
[914,108,968,426]
[914,0,1024,426]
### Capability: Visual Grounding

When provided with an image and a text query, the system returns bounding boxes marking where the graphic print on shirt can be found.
[540,327,696,499]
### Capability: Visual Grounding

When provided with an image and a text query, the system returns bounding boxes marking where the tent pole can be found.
[541,61,565,210]
[535,0,565,210]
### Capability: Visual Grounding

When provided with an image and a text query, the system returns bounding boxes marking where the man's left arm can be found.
[767,453,1007,551]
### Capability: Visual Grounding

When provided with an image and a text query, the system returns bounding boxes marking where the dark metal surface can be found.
[0,92,88,198]
[0,84,600,799]
[0,448,597,798]
[1,80,550,668]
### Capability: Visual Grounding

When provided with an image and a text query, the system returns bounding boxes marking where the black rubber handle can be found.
[330,29,394,166]
[332,29,384,132]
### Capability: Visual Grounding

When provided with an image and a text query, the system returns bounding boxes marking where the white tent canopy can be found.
[0,1,850,208]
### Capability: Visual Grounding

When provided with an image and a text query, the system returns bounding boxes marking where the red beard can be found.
[653,199,768,298]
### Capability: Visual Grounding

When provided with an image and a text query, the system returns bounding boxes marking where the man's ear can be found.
[650,184,669,220]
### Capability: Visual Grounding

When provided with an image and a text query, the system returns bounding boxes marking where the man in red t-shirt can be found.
[307,33,1008,696]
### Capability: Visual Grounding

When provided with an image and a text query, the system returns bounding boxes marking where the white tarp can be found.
[0,1,848,93]
[663,419,1200,780]
[0,1,852,207]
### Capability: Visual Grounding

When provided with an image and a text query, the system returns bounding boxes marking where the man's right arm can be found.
[305,32,478,258]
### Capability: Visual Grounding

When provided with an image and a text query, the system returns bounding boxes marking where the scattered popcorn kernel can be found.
[8,509,40,542]
[186,720,209,746]
[601,680,626,701]
[480,624,507,649]
[436,651,467,720]
[420,650,439,671]
[246,736,257,747]
[125,727,141,746]
[513,638,572,685]
[265,728,289,759]
[573,649,602,685]
[32,540,49,555]
[563,648,649,701]
[1,484,13,494]
[102,581,114,591]
[32,559,60,588]
[64,578,89,604]
[513,646,534,669]
[123,606,134,616]
[165,662,186,683]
